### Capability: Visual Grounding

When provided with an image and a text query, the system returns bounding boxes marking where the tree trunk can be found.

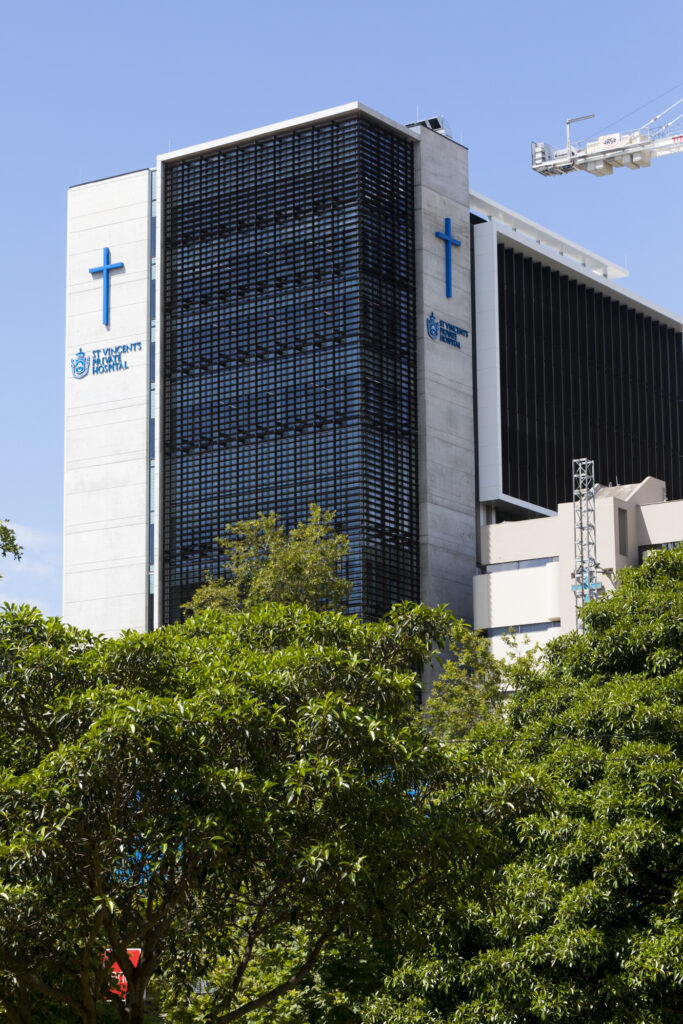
[17,983,31,1024]
[122,983,146,1024]
[0,984,31,1024]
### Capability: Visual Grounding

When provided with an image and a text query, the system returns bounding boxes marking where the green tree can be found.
[158,929,398,1024]
[184,505,352,615]
[363,546,683,1024]
[0,599,457,1024]
[0,521,21,579]
[424,619,508,742]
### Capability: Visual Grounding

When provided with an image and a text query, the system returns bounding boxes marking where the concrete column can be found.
[414,128,475,622]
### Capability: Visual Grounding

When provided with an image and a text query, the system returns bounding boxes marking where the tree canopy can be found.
[0,599,460,1024]
[4,531,682,1023]
[365,545,683,1024]
[424,618,509,742]
[184,505,352,615]
[0,521,21,579]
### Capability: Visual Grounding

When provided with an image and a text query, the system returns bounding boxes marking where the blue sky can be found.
[1,0,682,616]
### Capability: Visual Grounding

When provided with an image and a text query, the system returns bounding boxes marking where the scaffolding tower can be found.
[572,458,600,631]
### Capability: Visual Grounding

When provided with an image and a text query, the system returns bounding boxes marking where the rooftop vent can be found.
[406,115,451,137]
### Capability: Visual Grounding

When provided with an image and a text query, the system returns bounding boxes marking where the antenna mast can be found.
[572,458,600,631]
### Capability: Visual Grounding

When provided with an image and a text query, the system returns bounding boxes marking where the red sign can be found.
[105,948,141,998]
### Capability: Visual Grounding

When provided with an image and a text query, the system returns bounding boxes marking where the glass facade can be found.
[497,244,683,510]
[161,114,418,623]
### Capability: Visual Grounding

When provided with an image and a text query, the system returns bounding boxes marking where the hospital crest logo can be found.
[71,349,90,379]
[426,312,439,339]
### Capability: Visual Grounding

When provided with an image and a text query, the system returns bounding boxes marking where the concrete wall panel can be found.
[63,170,151,635]
[414,129,475,621]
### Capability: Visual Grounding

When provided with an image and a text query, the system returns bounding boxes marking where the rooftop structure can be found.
[475,477,683,657]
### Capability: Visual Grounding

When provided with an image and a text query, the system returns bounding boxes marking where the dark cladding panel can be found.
[498,244,683,509]
[161,115,417,624]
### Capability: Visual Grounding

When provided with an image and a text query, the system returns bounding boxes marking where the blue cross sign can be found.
[435,217,461,299]
[89,247,124,326]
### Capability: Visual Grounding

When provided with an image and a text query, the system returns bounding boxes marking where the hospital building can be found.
[63,103,683,640]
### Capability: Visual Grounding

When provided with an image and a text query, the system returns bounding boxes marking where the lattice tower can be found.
[572,458,599,631]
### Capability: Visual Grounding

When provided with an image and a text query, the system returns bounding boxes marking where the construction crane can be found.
[532,97,683,176]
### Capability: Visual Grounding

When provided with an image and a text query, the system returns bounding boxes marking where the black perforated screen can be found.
[497,244,683,510]
[161,115,418,622]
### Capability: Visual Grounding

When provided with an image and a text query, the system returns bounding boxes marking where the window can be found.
[618,507,628,556]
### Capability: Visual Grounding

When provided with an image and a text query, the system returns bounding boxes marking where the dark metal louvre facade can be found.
[161,114,418,623]
[498,244,683,511]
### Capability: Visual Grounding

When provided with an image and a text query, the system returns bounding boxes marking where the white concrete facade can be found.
[63,170,151,635]
[475,478,683,657]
